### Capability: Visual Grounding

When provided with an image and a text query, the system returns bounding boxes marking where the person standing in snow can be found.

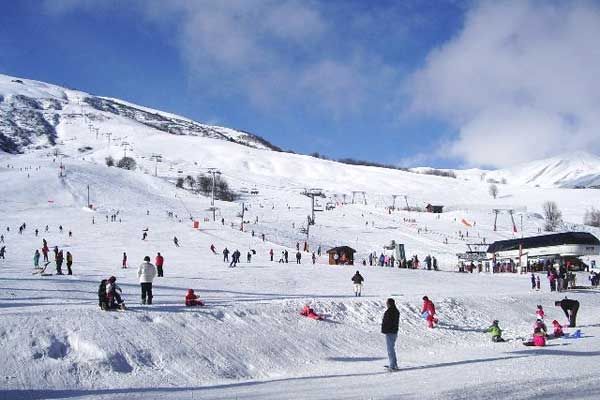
[138,256,157,305]
[55,249,64,275]
[296,251,302,264]
[247,251,252,263]
[210,244,216,254]
[381,298,399,370]
[155,252,164,277]
[284,250,289,263]
[33,249,40,268]
[312,252,316,265]
[269,248,274,262]
[351,271,364,297]
[173,236,180,247]
[66,251,73,275]
[0,245,5,260]
[122,252,128,269]
[421,296,437,328]
[536,275,541,290]
[530,273,536,290]
[223,247,230,262]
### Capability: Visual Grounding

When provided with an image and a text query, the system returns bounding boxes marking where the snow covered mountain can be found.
[0,74,280,154]
[484,152,600,189]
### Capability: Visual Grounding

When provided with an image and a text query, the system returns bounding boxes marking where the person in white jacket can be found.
[138,256,157,305]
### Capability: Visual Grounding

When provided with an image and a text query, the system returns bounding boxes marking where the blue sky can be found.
[2,1,599,168]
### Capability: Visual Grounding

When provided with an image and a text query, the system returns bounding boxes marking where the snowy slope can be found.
[2,74,600,399]
[0,74,278,154]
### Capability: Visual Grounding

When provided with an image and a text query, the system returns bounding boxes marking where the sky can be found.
[1,0,599,169]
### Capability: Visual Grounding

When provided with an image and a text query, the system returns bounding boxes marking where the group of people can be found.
[365,252,438,270]
[34,239,74,275]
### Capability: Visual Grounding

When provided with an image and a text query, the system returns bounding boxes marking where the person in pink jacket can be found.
[300,305,323,320]
[524,327,546,346]
[421,296,437,328]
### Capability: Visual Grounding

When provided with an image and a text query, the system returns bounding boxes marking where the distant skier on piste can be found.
[351,271,364,297]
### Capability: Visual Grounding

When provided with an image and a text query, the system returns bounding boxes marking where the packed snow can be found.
[2,76,600,400]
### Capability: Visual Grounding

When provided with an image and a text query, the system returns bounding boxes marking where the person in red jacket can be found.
[300,305,323,320]
[551,320,564,337]
[155,252,164,277]
[421,296,438,328]
[185,289,204,306]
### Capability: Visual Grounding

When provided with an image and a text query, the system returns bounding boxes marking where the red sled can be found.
[300,306,323,320]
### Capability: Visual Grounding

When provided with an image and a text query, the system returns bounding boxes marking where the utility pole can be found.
[122,141,129,158]
[404,195,410,211]
[87,184,90,207]
[106,132,112,146]
[95,128,99,140]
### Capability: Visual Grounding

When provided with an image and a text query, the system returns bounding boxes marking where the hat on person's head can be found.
[422,296,429,301]
[144,256,150,262]
[108,276,116,283]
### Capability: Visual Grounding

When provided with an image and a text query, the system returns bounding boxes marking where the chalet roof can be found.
[327,246,356,254]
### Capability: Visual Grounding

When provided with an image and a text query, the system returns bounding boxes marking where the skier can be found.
[312,252,316,265]
[33,249,40,268]
[210,244,216,254]
[555,298,580,327]
[284,250,289,263]
[122,252,128,269]
[138,256,157,305]
[351,270,364,297]
[296,251,302,264]
[155,252,164,277]
[66,251,73,275]
[59,225,63,233]
[34,229,38,237]
[68,230,72,238]
[0,246,5,259]
[421,296,438,328]
[42,244,49,262]
[106,276,126,310]
[173,236,180,247]
[487,320,505,342]
[185,289,204,307]
[142,231,147,240]
[247,251,252,263]
[269,248,274,262]
[381,298,399,371]
[223,247,230,262]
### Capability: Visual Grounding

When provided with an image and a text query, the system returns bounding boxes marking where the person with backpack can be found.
[155,252,164,277]
[138,256,157,305]
[351,271,364,297]
[381,298,399,371]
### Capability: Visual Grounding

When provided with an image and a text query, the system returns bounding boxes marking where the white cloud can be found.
[408,1,600,168]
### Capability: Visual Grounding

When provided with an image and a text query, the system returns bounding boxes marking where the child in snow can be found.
[487,320,505,342]
[552,320,564,337]
[106,276,126,310]
[534,319,548,336]
[523,327,546,347]
[185,289,204,307]
[421,296,438,328]
[536,305,545,320]
[300,305,323,320]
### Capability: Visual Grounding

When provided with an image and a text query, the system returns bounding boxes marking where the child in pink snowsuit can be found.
[421,296,437,328]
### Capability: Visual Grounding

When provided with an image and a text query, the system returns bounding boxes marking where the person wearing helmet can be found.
[487,320,505,342]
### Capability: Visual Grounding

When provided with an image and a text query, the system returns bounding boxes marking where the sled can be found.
[563,329,582,339]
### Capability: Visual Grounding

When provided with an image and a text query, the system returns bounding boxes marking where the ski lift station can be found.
[486,232,600,265]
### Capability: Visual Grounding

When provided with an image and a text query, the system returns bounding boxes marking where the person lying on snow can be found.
[185,289,204,307]
[300,305,323,320]
[551,320,564,337]
[523,327,546,347]
[487,320,505,342]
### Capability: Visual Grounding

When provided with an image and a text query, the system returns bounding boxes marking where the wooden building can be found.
[327,246,356,265]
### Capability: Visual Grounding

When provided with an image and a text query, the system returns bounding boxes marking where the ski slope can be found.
[2,75,600,399]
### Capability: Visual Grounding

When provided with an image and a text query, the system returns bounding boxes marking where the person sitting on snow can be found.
[106,276,126,310]
[300,305,323,320]
[523,327,546,347]
[551,320,564,337]
[487,320,505,342]
[534,319,548,336]
[185,289,204,307]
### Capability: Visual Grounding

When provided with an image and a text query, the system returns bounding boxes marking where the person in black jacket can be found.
[555,298,580,327]
[381,298,399,370]
[351,271,365,297]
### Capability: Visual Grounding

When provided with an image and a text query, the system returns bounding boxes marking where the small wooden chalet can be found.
[426,204,444,213]
[327,246,356,265]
